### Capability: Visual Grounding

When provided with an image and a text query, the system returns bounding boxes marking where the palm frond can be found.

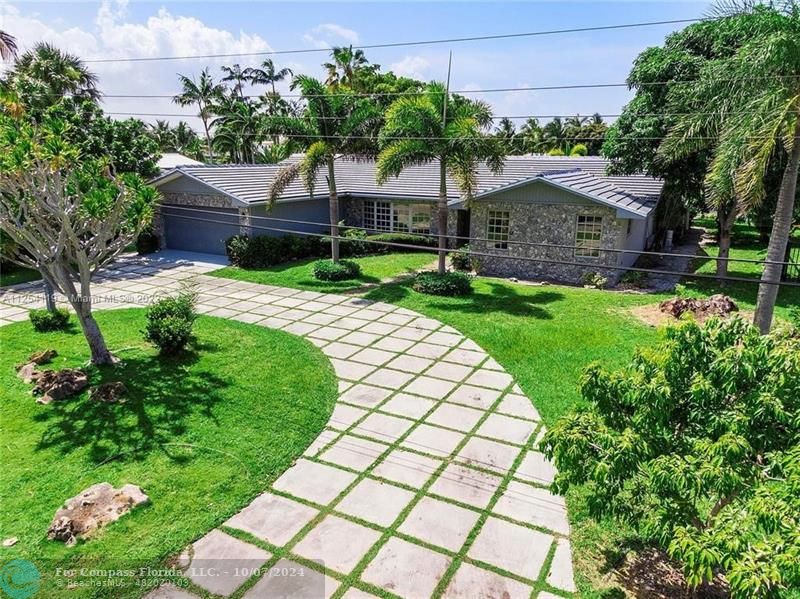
[268,162,300,207]
[376,140,436,183]
[300,141,329,196]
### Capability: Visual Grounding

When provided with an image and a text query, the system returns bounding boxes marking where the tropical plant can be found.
[0,30,17,61]
[267,75,382,261]
[542,317,800,597]
[0,114,158,364]
[377,82,504,274]
[210,93,262,163]
[173,68,224,160]
[220,63,250,98]
[660,2,800,332]
[494,117,523,154]
[246,58,293,95]
[323,45,379,90]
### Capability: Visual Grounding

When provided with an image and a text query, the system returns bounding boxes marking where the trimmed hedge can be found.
[412,271,473,296]
[143,291,198,354]
[312,259,361,281]
[226,234,326,268]
[368,233,437,253]
[29,308,71,332]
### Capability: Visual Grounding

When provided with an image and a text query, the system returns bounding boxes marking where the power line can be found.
[81,18,705,64]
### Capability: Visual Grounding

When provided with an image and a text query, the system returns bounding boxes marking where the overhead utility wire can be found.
[157,210,798,288]
[160,204,796,268]
[82,18,705,64]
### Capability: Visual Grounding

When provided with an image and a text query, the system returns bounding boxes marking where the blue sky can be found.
[1,1,711,128]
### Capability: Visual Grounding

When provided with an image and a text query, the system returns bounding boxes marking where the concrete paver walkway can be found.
[0,254,576,599]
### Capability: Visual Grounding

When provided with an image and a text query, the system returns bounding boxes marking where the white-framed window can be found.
[487,210,510,249]
[363,200,431,234]
[575,215,603,257]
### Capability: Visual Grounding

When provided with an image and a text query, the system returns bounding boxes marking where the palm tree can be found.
[519,118,545,153]
[172,121,205,160]
[267,75,381,261]
[541,117,568,153]
[211,97,261,163]
[0,30,17,61]
[323,46,378,90]
[495,117,520,154]
[377,82,505,274]
[148,120,175,150]
[246,58,293,95]
[662,1,800,332]
[220,63,249,98]
[173,68,223,161]
[7,43,99,110]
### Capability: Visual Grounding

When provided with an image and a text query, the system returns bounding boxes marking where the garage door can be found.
[162,205,240,255]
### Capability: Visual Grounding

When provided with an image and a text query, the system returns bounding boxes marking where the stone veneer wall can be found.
[469,201,626,284]
[154,193,236,249]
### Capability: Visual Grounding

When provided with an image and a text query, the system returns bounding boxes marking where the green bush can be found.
[542,318,800,597]
[323,226,372,257]
[29,308,71,332]
[450,245,472,271]
[312,259,361,281]
[136,229,159,255]
[367,233,437,253]
[225,234,325,268]
[580,270,608,289]
[143,290,197,354]
[412,271,473,296]
[618,270,649,288]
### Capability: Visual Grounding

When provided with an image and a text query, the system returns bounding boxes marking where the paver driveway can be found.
[0,254,576,599]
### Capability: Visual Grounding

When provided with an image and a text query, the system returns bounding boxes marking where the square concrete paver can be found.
[493,481,570,535]
[546,538,577,592]
[477,413,537,445]
[403,376,457,400]
[143,583,199,599]
[339,331,382,347]
[224,492,318,546]
[182,529,270,597]
[424,331,464,347]
[372,336,415,352]
[385,354,434,374]
[331,360,377,382]
[380,393,437,419]
[443,563,531,599]
[320,435,388,471]
[336,479,415,527]
[428,463,503,509]
[243,558,337,599]
[329,404,369,430]
[465,369,514,391]
[339,384,393,408]
[442,348,487,367]
[402,424,465,457]
[293,515,382,574]
[353,412,415,443]
[425,403,484,432]
[360,321,399,336]
[304,430,339,457]
[350,347,397,366]
[497,394,541,421]
[372,448,441,487]
[362,368,415,390]
[515,451,557,486]
[273,459,358,505]
[361,537,451,598]
[446,385,502,410]
[424,361,474,383]
[399,496,480,552]
[457,437,520,473]
[340,588,380,599]
[309,326,349,341]
[324,343,362,360]
[467,516,552,581]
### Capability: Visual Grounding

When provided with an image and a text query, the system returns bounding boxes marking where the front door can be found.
[456,209,470,247]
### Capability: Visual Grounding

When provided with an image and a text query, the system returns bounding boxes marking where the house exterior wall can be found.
[154,192,235,250]
[247,200,330,238]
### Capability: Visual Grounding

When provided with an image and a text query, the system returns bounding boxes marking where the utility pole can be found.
[437,51,453,274]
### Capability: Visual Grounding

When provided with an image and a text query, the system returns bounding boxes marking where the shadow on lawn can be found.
[34,342,229,465]
[366,280,564,319]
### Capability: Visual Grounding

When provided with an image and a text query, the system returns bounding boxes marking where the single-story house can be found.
[150,155,664,284]
[156,152,204,173]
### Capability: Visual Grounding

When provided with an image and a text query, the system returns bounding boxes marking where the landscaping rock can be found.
[89,382,128,404]
[15,349,58,383]
[47,483,149,546]
[659,294,738,321]
[26,348,58,366]
[31,368,88,404]
[16,362,38,384]
[2,537,18,547]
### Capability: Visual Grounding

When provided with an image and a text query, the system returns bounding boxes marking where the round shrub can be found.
[143,291,197,354]
[412,271,473,296]
[29,308,71,332]
[136,229,159,255]
[312,259,361,281]
[450,245,472,271]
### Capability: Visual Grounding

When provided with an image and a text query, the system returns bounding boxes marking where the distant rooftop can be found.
[157,153,204,170]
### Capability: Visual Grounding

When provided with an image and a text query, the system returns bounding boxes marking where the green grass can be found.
[210,252,436,294]
[0,309,337,598]
[1,263,41,287]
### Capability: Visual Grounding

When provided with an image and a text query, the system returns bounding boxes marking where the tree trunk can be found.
[716,201,738,279]
[754,119,800,334]
[42,277,56,312]
[327,158,340,263]
[437,159,448,275]
[73,301,114,365]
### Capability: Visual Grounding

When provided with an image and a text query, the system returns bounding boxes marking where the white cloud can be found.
[302,22,359,50]
[390,55,430,80]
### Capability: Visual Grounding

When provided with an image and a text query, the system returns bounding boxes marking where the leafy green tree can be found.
[494,117,523,155]
[147,120,204,161]
[542,317,800,597]
[0,30,17,61]
[246,58,293,95]
[0,114,158,364]
[210,92,262,163]
[267,75,382,261]
[377,82,504,274]
[323,45,379,90]
[660,2,800,333]
[173,68,224,160]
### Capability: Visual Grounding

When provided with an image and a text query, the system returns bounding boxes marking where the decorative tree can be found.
[542,317,800,597]
[173,68,224,161]
[0,115,158,364]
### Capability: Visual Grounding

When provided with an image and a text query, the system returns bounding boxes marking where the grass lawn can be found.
[1,264,41,287]
[0,309,336,598]
[210,252,436,294]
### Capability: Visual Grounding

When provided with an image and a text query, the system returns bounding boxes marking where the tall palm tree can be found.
[211,97,261,163]
[520,117,545,153]
[662,1,800,332]
[267,75,381,261]
[377,82,505,274]
[173,68,223,161]
[7,43,99,110]
[495,117,520,154]
[220,63,249,98]
[148,120,176,150]
[246,58,293,95]
[323,46,378,90]
[0,30,17,61]
[172,121,205,161]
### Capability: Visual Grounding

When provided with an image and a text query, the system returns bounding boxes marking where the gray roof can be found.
[152,155,663,218]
